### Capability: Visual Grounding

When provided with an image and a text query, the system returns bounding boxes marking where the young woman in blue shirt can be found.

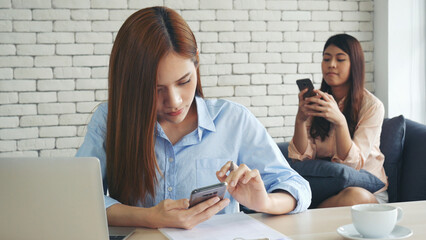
[76,6,311,229]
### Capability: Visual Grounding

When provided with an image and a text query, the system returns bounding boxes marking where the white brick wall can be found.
[0,0,375,156]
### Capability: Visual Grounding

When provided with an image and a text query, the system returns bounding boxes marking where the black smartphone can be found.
[189,182,227,208]
[296,78,316,99]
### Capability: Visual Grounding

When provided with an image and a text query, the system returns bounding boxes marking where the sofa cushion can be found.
[399,119,426,201]
[380,115,406,202]
[287,159,385,208]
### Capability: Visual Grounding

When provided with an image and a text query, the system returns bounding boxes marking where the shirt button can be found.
[168,157,174,163]
[168,187,173,192]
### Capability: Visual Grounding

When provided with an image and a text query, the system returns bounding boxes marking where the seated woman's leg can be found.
[318,187,377,208]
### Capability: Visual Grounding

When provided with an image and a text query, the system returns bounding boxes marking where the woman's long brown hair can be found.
[107,7,203,206]
[310,34,365,141]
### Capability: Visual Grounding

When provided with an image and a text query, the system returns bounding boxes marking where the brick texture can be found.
[0,0,375,156]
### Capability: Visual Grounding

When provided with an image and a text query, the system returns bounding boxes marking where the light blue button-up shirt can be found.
[76,96,311,214]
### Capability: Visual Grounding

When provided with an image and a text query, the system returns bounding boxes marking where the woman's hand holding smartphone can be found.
[189,182,227,207]
[295,79,345,125]
[148,193,229,229]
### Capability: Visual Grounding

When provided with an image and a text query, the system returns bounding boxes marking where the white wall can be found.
[374,0,426,123]
[373,0,388,117]
[0,0,375,157]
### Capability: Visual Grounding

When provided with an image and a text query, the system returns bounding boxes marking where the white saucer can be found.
[337,224,413,240]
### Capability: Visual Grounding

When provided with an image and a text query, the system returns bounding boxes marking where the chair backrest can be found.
[379,115,406,202]
[277,142,289,160]
[399,119,426,202]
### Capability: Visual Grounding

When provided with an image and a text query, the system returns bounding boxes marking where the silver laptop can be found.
[0,157,132,240]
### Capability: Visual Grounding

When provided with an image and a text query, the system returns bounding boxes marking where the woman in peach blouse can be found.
[288,34,388,208]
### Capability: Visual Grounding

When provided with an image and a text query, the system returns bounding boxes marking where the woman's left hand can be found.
[216,161,270,213]
[304,90,346,126]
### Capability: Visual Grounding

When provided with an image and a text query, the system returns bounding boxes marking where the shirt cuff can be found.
[288,139,315,161]
[331,142,363,170]
[268,179,312,214]
[105,195,121,209]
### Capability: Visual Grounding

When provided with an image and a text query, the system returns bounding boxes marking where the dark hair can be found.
[106,7,203,205]
[309,33,365,141]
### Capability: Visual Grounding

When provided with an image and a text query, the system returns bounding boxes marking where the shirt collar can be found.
[155,96,216,142]
[195,96,216,133]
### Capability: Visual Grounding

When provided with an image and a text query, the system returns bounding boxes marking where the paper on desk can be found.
[159,212,290,240]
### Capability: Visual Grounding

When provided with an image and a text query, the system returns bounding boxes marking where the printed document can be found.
[159,212,290,240]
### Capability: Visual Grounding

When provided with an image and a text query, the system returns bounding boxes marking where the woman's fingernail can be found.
[218,172,224,177]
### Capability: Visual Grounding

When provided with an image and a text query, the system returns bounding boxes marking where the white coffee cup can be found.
[351,204,403,238]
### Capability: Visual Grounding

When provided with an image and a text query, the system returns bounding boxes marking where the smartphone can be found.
[189,182,227,208]
[296,78,316,99]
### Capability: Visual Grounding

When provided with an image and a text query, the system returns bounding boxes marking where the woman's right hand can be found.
[148,197,229,229]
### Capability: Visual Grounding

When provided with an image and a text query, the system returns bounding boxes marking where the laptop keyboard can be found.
[109,236,126,240]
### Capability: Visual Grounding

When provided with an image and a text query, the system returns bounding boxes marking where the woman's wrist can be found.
[107,203,157,228]
[137,206,155,228]
[257,191,296,215]
[140,206,166,229]
[295,114,308,125]
[333,113,347,127]
[253,195,272,214]
[337,118,348,128]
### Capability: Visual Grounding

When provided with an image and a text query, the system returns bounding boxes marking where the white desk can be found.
[109,200,426,239]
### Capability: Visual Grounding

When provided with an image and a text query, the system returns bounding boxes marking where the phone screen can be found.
[189,182,227,207]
